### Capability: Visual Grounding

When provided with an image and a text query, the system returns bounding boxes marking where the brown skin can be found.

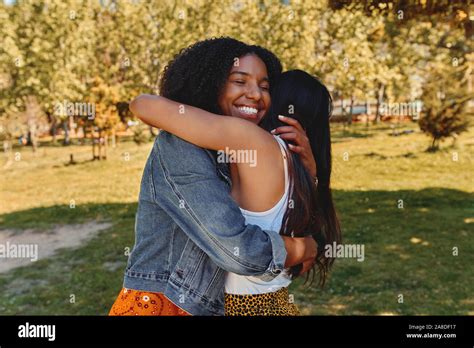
[131,54,317,272]
[217,54,316,271]
[272,115,317,178]
[218,54,317,177]
[217,54,270,125]
[282,236,317,270]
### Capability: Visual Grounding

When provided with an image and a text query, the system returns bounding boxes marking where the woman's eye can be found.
[260,85,269,91]
[234,80,245,85]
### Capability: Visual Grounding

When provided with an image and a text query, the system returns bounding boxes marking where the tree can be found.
[1,0,472,158]
[0,0,98,149]
[419,62,472,151]
[318,4,380,124]
[0,2,22,157]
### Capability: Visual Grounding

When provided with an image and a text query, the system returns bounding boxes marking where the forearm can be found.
[282,236,317,268]
[130,94,168,129]
[130,93,220,148]
[130,94,271,155]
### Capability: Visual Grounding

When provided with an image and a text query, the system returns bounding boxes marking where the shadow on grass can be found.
[360,151,419,160]
[0,202,137,315]
[330,123,420,143]
[331,129,374,143]
[0,187,473,315]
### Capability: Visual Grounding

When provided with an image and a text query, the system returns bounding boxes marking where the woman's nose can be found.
[245,83,262,100]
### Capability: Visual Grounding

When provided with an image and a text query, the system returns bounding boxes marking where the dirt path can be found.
[0,221,112,273]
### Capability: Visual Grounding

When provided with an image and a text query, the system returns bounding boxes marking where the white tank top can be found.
[224,135,292,294]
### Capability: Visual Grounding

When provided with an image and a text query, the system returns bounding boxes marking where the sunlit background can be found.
[0,0,473,315]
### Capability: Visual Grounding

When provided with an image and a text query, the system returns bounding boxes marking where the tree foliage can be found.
[0,0,471,155]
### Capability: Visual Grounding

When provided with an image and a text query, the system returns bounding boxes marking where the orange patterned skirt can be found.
[109,288,191,316]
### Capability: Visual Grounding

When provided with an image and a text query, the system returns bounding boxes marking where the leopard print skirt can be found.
[224,287,300,316]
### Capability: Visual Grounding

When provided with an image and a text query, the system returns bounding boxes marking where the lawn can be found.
[0,122,473,315]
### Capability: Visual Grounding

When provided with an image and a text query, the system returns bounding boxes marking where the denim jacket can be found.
[123,131,287,315]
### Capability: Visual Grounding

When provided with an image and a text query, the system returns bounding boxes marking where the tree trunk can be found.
[431,137,439,150]
[26,128,38,153]
[47,111,58,144]
[103,133,108,160]
[25,96,40,153]
[63,120,70,145]
[92,127,97,160]
[68,115,76,139]
[365,99,370,127]
[2,140,12,167]
[52,126,57,143]
[82,125,87,145]
[348,95,354,125]
[3,140,11,159]
[98,128,102,161]
[340,97,346,132]
[374,83,385,124]
[3,140,10,153]
[111,129,116,148]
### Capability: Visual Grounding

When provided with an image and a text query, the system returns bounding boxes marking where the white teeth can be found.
[238,106,258,115]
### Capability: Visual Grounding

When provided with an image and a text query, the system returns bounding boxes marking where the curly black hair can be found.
[159,37,282,114]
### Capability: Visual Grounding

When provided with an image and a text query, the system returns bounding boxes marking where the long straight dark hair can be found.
[260,70,342,287]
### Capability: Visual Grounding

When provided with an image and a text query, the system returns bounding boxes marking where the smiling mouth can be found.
[235,105,260,119]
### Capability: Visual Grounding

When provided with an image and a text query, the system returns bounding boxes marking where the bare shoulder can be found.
[228,119,284,170]
[234,127,286,211]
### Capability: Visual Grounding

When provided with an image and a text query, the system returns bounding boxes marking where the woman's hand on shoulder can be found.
[271,115,317,177]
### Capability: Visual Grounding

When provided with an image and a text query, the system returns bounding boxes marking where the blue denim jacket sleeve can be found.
[151,131,287,281]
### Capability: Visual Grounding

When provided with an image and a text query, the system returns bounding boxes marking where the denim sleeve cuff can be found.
[253,230,287,282]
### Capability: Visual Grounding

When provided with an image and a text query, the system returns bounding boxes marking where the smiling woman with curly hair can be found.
[109,37,322,316]
[159,37,283,115]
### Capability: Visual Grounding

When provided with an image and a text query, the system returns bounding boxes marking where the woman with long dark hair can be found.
[130,68,342,315]
[261,70,342,285]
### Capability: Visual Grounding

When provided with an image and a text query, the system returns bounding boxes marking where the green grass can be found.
[1,123,473,315]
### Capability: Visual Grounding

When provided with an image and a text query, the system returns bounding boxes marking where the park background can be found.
[0,0,473,315]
